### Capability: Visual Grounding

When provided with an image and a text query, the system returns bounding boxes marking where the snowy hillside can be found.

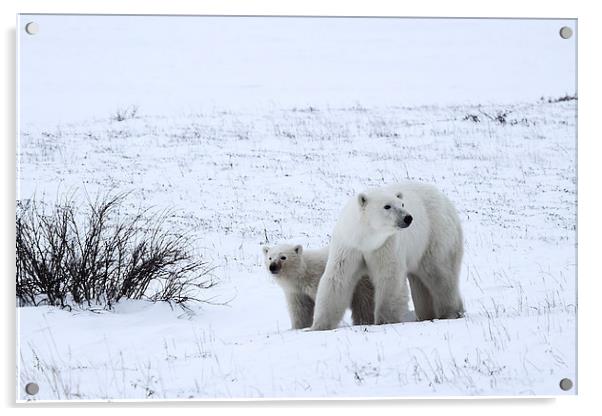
[17,99,576,400]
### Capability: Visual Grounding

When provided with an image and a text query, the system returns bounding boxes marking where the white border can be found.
[2,0,600,414]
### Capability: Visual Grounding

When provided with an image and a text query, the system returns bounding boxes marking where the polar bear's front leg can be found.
[285,292,315,329]
[407,273,436,321]
[350,275,375,325]
[310,248,365,331]
[365,241,410,325]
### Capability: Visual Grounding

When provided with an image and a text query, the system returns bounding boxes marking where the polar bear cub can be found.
[262,244,374,329]
[311,182,464,330]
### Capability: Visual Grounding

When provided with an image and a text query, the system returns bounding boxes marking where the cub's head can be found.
[262,244,304,277]
[357,188,413,234]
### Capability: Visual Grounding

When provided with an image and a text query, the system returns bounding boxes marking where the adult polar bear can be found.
[310,182,464,330]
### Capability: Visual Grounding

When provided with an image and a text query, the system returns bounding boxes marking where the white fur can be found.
[263,244,328,299]
[263,244,375,329]
[311,182,464,330]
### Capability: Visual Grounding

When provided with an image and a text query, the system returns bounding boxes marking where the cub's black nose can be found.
[269,263,279,273]
[404,215,413,225]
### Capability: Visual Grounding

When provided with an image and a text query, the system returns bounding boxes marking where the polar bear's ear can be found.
[262,246,270,255]
[396,192,403,199]
[358,193,368,208]
[294,244,303,255]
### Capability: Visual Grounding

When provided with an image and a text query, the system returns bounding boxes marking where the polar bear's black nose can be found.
[404,215,413,225]
[269,262,280,273]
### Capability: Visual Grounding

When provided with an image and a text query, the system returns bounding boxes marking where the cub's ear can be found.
[396,192,403,199]
[294,244,303,255]
[358,193,368,208]
[262,246,270,255]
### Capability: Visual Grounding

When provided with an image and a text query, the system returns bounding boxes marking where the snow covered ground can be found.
[17,99,576,400]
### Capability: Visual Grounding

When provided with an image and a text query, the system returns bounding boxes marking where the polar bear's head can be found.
[357,188,413,234]
[262,244,303,276]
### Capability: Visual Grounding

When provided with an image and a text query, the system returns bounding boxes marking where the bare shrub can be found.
[112,105,139,122]
[16,194,215,309]
[463,114,480,123]
[547,94,577,103]
[479,109,510,125]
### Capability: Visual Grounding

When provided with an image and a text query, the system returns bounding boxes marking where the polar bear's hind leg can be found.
[417,257,464,319]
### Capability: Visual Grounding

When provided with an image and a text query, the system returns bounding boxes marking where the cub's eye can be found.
[268,257,272,261]
[280,256,287,260]
[384,205,391,210]
[402,203,405,208]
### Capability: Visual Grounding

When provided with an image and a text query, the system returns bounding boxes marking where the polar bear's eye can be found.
[384,205,391,210]
[280,256,287,260]
[402,203,405,208]
[268,257,272,261]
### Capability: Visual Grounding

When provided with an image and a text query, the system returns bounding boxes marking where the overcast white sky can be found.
[18,15,576,125]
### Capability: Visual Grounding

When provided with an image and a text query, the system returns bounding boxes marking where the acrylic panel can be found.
[16,15,577,400]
